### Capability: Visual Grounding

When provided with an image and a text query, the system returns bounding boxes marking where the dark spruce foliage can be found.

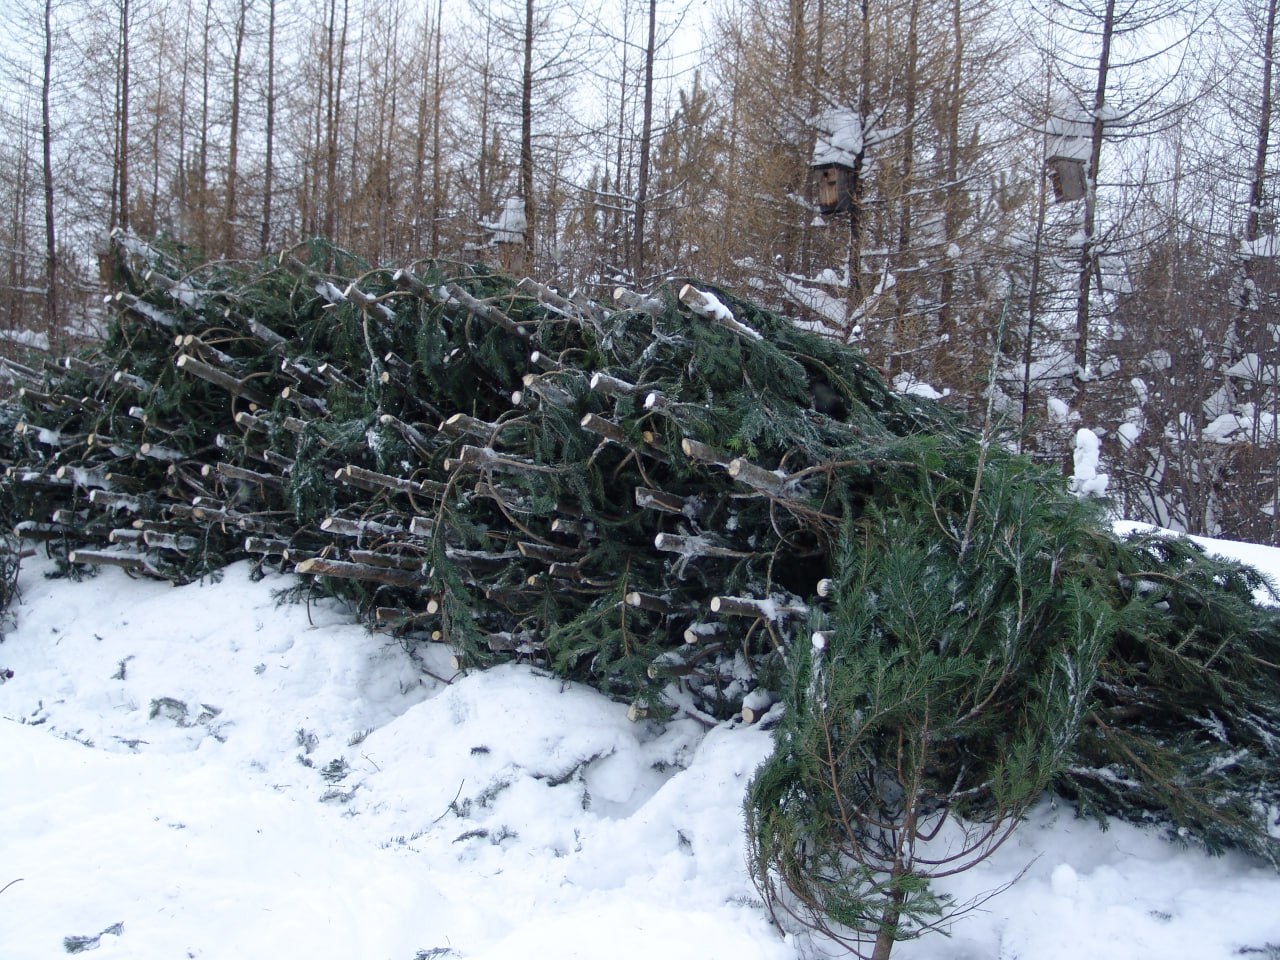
[2,234,1277,959]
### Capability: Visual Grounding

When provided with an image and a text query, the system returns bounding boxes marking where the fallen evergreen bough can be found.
[2,232,1277,955]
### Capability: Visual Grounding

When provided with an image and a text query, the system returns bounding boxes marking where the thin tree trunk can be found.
[322,0,337,240]
[108,0,131,233]
[897,0,918,262]
[1074,0,1116,382]
[378,19,396,256]
[1243,0,1276,255]
[632,0,657,283]
[892,0,920,350]
[1242,0,1278,532]
[323,0,349,243]
[225,0,247,258]
[120,0,130,232]
[412,9,431,254]
[520,0,536,262]
[800,0,825,279]
[430,0,444,255]
[148,14,164,238]
[845,0,872,328]
[348,18,367,251]
[305,9,327,236]
[477,10,494,222]
[938,0,964,338]
[261,0,277,254]
[611,3,629,273]
[176,5,191,227]
[108,19,119,230]
[42,0,58,334]
[781,0,805,280]
[198,0,211,251]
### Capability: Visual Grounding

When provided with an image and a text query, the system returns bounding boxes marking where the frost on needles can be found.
[1,232,1277,959]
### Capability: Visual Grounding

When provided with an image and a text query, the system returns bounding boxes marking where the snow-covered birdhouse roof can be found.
[1045,100,1091,202]
[811,107,864,169]
[480,197,527,245]
[1046,101,1092,163]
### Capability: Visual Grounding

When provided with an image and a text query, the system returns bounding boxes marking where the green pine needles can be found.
[1058,530,1280,864]
[747,453,1119,958]
[3,233,1279,959]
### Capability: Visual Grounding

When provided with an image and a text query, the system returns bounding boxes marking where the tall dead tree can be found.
[224,0,247,258]
[41,0,58,335]
[631,0,657,283]
[322,0,349,244]
[1232,0,1280,539]
[410,0,447,257]
[519,0,535,258]
[1072,0,1116,384]
[936,0,964,340]
[110,0,131,234]
[196,0,212,251]
[1241,0,1276,295]
[260,0,277,254]
[430,0,446,255]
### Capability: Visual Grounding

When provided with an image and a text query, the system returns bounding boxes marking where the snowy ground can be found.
[2,532,1280,959]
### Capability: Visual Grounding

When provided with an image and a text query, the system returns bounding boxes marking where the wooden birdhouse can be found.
[1045,104,1092,204]
[812,162,854,216]
[810,106,864,218]
[1047,151,1087,203]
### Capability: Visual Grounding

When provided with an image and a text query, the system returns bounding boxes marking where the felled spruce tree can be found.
[2,233,1278,960]
[745,457,1280,957]
[1057,529,1280,864]
[747,454,1121,958]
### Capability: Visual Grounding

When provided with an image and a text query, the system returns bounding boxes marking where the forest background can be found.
[0,0,1276,544]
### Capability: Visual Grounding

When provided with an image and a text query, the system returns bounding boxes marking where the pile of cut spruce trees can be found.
[2,232,1277,874]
